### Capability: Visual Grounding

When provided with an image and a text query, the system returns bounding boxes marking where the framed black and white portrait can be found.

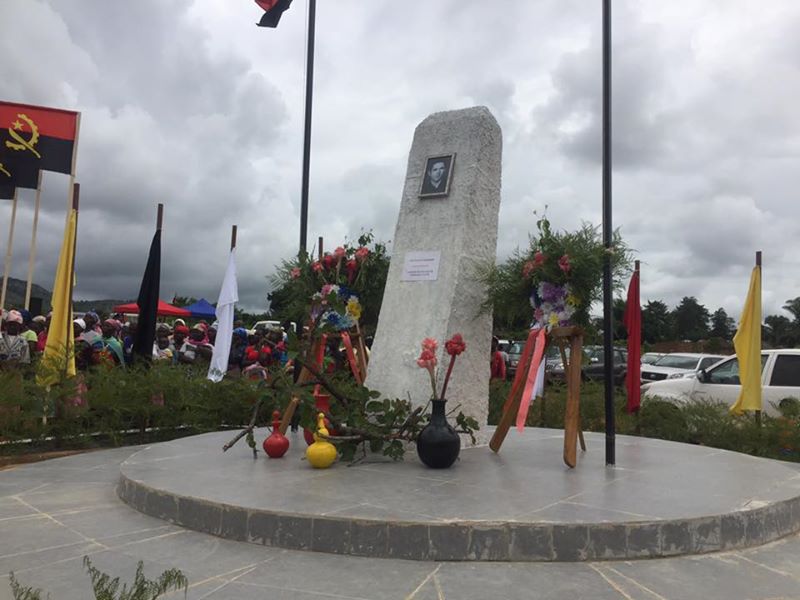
[419,153,455,198]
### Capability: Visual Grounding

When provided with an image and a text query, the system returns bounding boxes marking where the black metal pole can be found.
[602,0,615,465]
[299,0,316,254]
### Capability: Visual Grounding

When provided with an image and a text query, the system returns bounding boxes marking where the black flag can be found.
[255,0,292,27]
[132,230,161,363]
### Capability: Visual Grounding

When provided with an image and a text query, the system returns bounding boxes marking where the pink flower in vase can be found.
[445,333,466,356]
[416,348,437,370]
[355,246,369,261]
[334,246,347,260]
[311,261,323,274]
[421,337,438,353]
[558,254,571,273]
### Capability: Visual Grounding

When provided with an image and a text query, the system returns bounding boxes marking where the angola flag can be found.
[255,0,292,27]
[0,101,79,189]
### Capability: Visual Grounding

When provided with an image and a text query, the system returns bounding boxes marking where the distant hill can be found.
[2,277,52,313]
[2,277,130,317]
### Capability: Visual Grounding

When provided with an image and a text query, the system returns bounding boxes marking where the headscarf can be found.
[73,318,86,331]
[174,325,190,335]
[6,310,23,324]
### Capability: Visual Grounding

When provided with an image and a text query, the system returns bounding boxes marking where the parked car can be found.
[641,352,666,365]
[640,353,726,384]
[506,341,524,379]
[641,349,800,416]
[549,345,628,385]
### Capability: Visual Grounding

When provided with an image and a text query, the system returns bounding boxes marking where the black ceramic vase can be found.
[416,399,461,469]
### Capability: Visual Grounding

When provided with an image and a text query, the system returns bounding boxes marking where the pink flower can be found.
[346,259,358,283]
[323,253,337,270]
[290,267,301,279]
[355,246,369,261]
[311,261,323,273]
[558,254,571,273]
[533,251,545,268]
[334,246,347,260]
[522,261,536,279]
[445,334,466,356]
[421,338,438,353]
[416,348,437,370]
[321,284,335,297]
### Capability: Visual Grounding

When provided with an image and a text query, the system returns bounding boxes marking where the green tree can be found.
[672,296,710,341]
[709,307,735,340]
[783,297,800,323]
[642,300,672,344]
[764,314,797,348]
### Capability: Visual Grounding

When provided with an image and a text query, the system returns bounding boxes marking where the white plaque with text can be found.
[401,251,441,282]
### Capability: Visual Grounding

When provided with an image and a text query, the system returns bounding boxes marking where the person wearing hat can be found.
[177,324,214,366]
[100,319,125,366]
[0,310,31,367]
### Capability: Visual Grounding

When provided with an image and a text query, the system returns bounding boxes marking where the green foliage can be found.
[481,213,631,330]
[488,379,800,463]
[268,231,390,332]
[9,573,48,600]
[9,558,187,600]
[82,557,187,600]
[672,296,710,341]
[0,363,259,453]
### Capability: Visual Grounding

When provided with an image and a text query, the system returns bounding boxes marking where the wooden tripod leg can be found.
[489,388,523,453]
[578,429,586,452]
[279,397,300,435]
[563,334,582,468]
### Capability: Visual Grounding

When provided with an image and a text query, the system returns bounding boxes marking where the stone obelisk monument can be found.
[365,106,502,435]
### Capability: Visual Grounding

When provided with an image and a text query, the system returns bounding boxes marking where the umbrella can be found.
[112,300,191,317]
[184,298,217,319]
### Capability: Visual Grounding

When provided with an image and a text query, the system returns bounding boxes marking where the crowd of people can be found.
[0,308,290,379]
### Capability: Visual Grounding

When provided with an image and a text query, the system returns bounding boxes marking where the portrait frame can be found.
[419,153,455,199]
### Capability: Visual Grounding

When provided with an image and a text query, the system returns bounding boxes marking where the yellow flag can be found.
[730,266,761,414]
[38,209,77,386]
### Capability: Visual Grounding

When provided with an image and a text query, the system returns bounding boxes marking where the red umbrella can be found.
[112,300,191,317]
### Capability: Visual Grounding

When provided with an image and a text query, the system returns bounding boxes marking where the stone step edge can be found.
[117,473,800,562]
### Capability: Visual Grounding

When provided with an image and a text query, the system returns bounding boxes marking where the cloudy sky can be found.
[1,0,798,319]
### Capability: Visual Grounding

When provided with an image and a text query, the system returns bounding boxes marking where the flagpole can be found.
[755,250,762,427]
[64,182,79,380]
[24,170,44,310]
[299,0,317,254]
[0,188,19,313]
[602,0,615,465]
[231,224,238,251]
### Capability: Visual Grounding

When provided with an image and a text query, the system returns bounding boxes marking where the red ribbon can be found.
[516,328,547,431]
[341,331,362,385]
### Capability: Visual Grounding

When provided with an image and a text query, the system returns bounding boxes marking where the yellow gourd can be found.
[306,412,337,468]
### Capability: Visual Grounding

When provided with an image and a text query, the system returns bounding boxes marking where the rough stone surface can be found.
[365,106,502,435]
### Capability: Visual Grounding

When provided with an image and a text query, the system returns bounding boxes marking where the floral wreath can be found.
[311,284,363,331]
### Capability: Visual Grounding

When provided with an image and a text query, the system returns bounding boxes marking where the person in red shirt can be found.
[490,336,506,380]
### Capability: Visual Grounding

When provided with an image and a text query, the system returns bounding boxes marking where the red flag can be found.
[623,269,641,412]
[255,0,292,28]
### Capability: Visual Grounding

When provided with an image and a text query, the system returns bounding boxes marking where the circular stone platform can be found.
[118,428,800,562]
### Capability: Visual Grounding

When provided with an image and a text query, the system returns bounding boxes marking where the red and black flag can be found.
[0,101,79,190]
[255,0,292,27]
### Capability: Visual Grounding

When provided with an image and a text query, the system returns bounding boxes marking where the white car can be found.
[642,349,800,416]
[640,353,726,384]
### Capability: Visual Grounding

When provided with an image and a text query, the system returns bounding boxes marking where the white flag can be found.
[208,249,238,382]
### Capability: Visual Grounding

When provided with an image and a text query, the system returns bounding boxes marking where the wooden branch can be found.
[222,396,264,452]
